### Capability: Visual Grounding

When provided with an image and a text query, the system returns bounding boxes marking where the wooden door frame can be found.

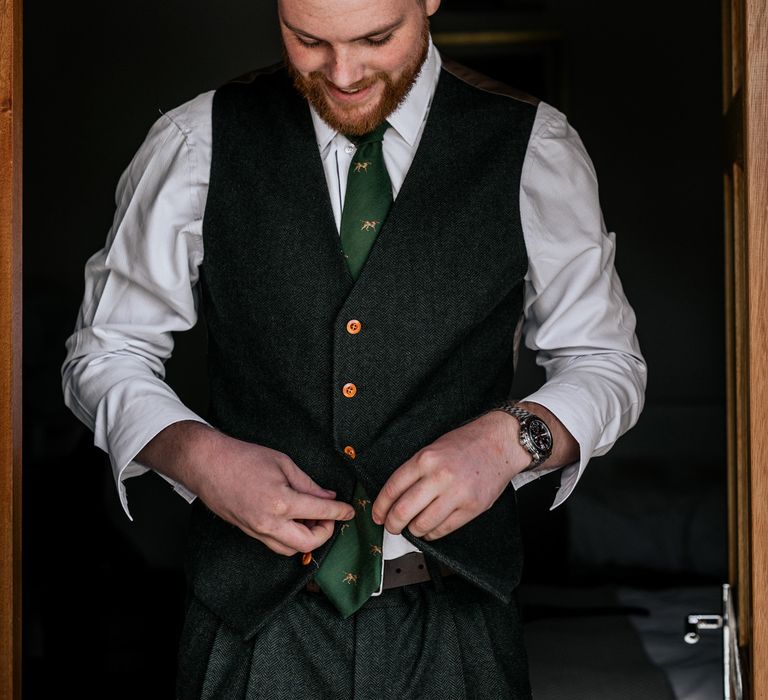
[1,2,767,699]
[745,0,767,693]
[723,0,768,696]
[0,0,22,699]
[743,1,768,692]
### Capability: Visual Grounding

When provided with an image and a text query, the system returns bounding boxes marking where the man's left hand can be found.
[371,410,530,541]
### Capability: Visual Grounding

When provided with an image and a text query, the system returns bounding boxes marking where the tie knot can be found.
[349,121,390,146]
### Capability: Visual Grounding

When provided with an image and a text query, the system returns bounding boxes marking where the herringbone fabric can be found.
[198,64,535,639]
[177,575,532,699]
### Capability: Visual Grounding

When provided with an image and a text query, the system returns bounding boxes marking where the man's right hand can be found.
[136,421,355,556]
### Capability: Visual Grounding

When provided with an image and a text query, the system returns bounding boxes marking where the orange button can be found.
[344,445,357,459]
[342,383,357,398]
[346,319,362,335]
[301,552,313,566]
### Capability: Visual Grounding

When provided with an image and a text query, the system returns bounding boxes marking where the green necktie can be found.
[339,121,393,280]
[313,121,391,618]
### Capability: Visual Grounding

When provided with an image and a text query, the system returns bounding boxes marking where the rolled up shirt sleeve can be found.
[61,92,215,518]
[511,101,647,508]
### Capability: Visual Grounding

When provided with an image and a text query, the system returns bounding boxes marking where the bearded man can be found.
[62,0,646,697]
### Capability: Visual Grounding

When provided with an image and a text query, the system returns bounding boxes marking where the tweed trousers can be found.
[176,572,532,700]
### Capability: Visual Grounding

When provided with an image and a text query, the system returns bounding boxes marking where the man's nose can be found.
[326,47,365,88]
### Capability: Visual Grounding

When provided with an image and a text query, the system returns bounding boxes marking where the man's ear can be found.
[424,0,441,18]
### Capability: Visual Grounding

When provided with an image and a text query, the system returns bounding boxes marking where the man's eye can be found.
[296,36,322,48]
[364,34,394,47]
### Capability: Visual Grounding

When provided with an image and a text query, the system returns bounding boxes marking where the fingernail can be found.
[324,489,336,496]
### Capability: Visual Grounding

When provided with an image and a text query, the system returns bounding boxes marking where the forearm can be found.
[62,338,208,515]
[135,420,220,495]
[508,353,646,509]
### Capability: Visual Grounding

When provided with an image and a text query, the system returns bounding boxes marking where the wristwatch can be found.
[493,401,553,471]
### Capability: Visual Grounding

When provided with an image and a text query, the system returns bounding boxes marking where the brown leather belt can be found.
[305,552,454,594]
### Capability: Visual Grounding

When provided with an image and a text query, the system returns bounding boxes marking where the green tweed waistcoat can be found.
[193,60,539,641]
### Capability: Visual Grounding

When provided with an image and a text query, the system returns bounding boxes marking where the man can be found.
[62,0,646,697]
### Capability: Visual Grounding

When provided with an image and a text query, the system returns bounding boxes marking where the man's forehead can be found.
[278,0,416,36]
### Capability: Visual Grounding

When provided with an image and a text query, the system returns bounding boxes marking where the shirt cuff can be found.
[107,399,207,520]
[510,383,603,509]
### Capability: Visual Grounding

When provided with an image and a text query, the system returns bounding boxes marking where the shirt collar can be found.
[310,37,441,152]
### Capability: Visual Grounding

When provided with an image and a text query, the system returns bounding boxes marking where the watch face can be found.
[528,418,553,453]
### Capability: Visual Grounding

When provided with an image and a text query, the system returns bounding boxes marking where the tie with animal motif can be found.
[339,121,393,279]
[313,121,391,618]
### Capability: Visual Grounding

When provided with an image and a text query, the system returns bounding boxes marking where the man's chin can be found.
[313,96,391,136]
[326,106,384,135]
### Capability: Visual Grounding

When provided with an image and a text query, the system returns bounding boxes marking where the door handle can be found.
[684,584,742,700]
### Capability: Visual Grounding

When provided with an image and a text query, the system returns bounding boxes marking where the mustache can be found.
[309,72,386,92]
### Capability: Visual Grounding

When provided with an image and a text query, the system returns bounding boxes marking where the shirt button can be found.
[345,144,356,154]
[344,445,357,459]
[346,319,362,335]
[342,383,357,398]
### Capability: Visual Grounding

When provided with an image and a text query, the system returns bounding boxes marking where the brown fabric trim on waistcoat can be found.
[440,56,540,107]
[228,61,285,86]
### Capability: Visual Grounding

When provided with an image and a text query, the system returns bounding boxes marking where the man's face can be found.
[279,0,441,136]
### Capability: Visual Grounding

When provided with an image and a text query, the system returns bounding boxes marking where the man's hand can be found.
[137,421,356,557]
[372,402,580,541]
[371,410,529,541]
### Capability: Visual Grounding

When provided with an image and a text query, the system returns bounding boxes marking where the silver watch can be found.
[493,401,553,471]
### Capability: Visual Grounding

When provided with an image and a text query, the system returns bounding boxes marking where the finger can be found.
[297,520,340,566]
[406,497,459,539]
[383,479,442,536]
[422,509,473,542]
[305,518,335,542]
[282,460,337,499]
[274,519,337,552]
[372,459,424,525]
[254,519,314,553]
[288,492,356,521]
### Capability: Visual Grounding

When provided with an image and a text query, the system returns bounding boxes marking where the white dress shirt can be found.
[62,40,647,567]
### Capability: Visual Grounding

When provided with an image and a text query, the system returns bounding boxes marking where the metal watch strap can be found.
[492,401,551,471]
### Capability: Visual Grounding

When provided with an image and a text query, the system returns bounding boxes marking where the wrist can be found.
[477,409,534,478]
[139,420,219,494]
[488,401,554,472]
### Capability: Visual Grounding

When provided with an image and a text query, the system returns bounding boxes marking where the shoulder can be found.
[114,91,215,222]
[524,101,598,185]
[151,91,215,145]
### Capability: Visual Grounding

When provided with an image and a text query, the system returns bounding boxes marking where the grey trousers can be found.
[177,573,532,700]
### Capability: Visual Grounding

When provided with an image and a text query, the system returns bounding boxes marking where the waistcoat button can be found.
[346,319,362,335]
[344,445,357,459]
[342,383,357,398]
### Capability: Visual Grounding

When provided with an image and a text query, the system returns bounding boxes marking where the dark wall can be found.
[23,1,725,697]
